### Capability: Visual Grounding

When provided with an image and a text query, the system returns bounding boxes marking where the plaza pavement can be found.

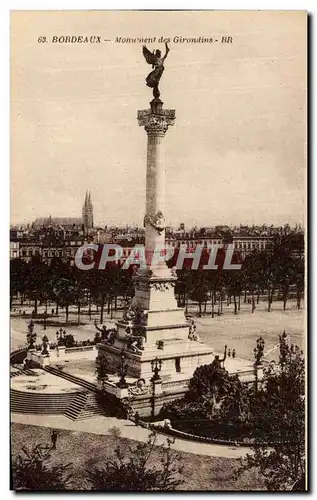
[11,299,304,359]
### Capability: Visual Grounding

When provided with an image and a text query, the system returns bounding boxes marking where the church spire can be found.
[82,190,93,234]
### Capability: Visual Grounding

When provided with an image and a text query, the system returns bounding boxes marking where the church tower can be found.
[82,191,94,234]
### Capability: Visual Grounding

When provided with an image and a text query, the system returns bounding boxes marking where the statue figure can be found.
[188,322,201,342]
[210,345,227,371]
[96,354,108,380]
[105,328,117,345]
[144,211,166,235]
[128,338,140,354]
[94,321,117,345]
[142,42,170,99]
[136,378,146,388]
[122,306,136,324]
[94,320,109,341]
[127,333,145,354]
[135,309,148,326]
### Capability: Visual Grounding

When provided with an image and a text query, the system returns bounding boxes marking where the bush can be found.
[12,443,73,491]
[86,431,183,491]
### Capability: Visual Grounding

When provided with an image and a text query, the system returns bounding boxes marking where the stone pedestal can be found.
[26,349,51,368]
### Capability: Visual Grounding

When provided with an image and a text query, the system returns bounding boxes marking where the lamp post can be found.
[117,349,128,388]
[26,331,37,350]
[43,310,47,331]
[253,336,265,395]
[26,319,37,349]
[41,334,49,356]
[151,357,162,382]
[56,327,66,346]
[151,357,162,418]
[96,354,108,382]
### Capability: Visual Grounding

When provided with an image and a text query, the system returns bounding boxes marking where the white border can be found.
[2,2,313,498]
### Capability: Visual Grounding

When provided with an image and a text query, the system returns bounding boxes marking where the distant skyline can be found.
[11,11,306,228]
[10,213,304,230]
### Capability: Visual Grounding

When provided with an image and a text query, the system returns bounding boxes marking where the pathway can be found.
[11,412,250,459]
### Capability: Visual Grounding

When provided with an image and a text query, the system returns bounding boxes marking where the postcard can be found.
[10,10,307,492]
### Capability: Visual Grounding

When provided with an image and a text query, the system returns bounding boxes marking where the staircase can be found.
[44,366,101,394]
[11,368,23,378]
[10,366,108,420]
[10,364,39,378]
[64,392,108,420]
[43,367,113,420]
[64,392,89,420]
[11,388,78,414]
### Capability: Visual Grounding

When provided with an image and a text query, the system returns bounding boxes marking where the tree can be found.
[23,260,48,316]
[64,333,75,348]
[294,258,304,310]
[12,443,73,491]
[187,355,230,401]
[189,274,209,316]
[72,277,87,325]
[160,351,252,439]
[253,336,265,394]
[174,268,193,311]
[236,335,305,490]
[86,432,183,491]
[242,251,267,310]
[88,269,112,324]
[53,276,78,324]
[281,275,290,311]
[10,258,27,309]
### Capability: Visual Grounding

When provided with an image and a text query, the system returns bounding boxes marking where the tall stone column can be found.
[138,98,175,277]
[128,98,186,335]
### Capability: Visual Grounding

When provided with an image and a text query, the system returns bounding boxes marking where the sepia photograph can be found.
[10,10,306,491]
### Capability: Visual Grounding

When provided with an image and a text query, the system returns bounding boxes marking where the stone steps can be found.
[10,365,39,378]
[42,366,108,420]
[10,388,78,414]
[64,392,108,420]
[44,366,101,393]
[64,392,89,420]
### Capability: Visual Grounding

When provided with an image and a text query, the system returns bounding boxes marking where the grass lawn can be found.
[11,423,265,491]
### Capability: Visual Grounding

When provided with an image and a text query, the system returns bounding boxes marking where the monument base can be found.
[95,352,257,417]
[97,339,214,381]
[96,269,215,392]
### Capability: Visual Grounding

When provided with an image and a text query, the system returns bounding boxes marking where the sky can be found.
[10,10,306,227]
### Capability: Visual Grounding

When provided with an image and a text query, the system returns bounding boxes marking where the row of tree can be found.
[10,258,135,324]
[172,233,304,315]
[10,232,304,323]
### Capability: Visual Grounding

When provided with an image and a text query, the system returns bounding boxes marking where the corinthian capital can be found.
[138,108,175,137]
